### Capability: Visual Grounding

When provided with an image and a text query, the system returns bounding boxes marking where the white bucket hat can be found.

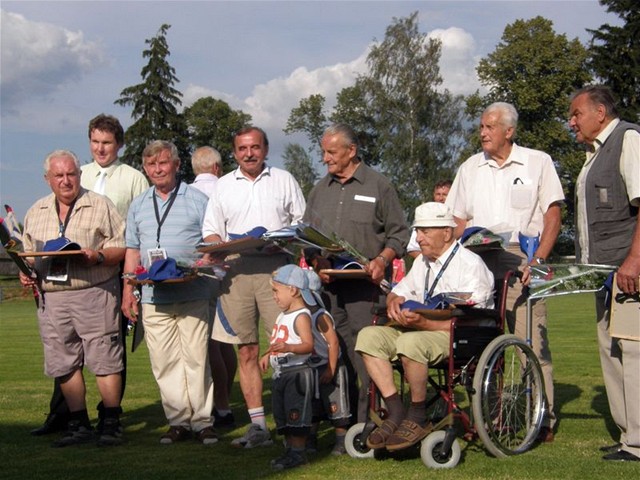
[412,202,457,228]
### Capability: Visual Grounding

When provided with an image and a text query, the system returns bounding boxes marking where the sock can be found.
[406,401,427,426]
[103,407,121,420]
[382,393,404,426]
[216,408,232,417]
[248,407,267,430]
[335,431,346,447]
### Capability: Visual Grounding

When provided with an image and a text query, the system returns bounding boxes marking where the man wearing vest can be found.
[569,85,640,462]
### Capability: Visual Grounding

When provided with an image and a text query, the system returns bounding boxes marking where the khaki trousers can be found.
[142,300,213,432]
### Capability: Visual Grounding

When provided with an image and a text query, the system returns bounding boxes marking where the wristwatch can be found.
[533,256,545,265]
[96,252,105,265]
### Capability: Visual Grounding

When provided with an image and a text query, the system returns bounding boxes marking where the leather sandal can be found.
[385,419,433,451]
[366,419,399,449]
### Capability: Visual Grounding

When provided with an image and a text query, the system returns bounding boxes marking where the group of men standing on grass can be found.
[19,84,639,463]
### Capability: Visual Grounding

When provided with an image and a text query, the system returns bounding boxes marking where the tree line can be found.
[115,1,638,254]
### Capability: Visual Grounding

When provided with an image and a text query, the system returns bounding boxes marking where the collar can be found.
[142,179,184,200]
[42,188,90,210]
[478,143,525,169]
[194,173,218,182]
[592,118,619,153]
[91,160,121,176]
[328,161,365,185]
[425,240,459,268]
[232,164,271,182]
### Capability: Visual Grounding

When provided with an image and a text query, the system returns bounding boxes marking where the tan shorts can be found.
[355,325,450,366]
[38,278,124,378]
[212,254,288,344]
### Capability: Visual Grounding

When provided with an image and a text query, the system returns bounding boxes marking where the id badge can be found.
[46,257,69,282]
[147,248,167,265]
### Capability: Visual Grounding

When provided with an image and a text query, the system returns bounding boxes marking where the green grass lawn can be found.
[1,294,638,479]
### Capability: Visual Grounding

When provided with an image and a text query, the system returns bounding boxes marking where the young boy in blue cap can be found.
[259,264,314,470]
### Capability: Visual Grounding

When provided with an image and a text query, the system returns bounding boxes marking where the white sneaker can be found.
[231,423,274,448]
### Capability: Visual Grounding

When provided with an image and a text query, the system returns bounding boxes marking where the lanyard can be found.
[152,179,181,247]
[55,197,77,237]
[424,242,460,303]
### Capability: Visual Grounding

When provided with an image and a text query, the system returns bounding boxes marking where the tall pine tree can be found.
[115,24,191,179]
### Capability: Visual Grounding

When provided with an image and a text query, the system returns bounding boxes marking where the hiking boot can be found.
[51,420,93,448]
[385,419,432,451]
[160,426,191,445]
[231,423,273,448]
[270,448,309,471]
[97,418,123,447]
[196,426,219,445]
[213,409,236,429]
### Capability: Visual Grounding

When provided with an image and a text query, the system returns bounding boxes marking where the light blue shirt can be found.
[126,182,213,304]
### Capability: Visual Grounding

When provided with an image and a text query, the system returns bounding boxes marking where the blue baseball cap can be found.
[273,264,316,306]
[137,258,184,282]
[43,237,81,252]
[304,269,325,308]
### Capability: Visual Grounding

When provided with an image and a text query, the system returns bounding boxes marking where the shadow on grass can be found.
[590,385,619,440]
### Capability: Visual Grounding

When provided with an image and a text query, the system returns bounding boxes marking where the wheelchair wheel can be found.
[420,430,461,469]
[472,334,545,458]
[345,422,375,459]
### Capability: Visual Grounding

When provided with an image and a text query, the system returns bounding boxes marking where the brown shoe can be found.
[160,426,191,444]
[536,426,554,443]
[365,419,398,449]
[385,419,432,451]
[196,426,219,445]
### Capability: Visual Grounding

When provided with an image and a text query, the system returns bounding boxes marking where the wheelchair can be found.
[345,271,547,468]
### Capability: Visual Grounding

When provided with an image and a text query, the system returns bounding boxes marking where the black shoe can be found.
[602,450,640,462]
[51,420,94,448]
[31,413,68,436]
[213,409,236,429]
[97,418,124,447]
[599,442,622,453]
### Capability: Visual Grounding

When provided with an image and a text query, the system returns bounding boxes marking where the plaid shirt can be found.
[23,188,125,291]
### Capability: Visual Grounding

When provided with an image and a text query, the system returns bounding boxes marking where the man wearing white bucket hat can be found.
[356,202,494,451]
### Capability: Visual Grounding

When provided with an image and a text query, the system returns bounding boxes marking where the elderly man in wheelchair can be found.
[355,202,494,452]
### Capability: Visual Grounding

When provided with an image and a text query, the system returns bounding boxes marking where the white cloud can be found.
[428,27,483,95]
[0,9,107,113]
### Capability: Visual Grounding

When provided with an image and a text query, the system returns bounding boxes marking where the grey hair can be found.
[191,146,222,174]
[570,85,619,119]
[142,140,180,164]
[323,123,359,149]
[483,102,519,131]
[43,149,81,174]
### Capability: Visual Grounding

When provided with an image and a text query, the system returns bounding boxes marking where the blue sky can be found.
[0,0,620,219]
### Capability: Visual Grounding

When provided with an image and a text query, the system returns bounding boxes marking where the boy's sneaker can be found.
[270,448,309,471]
[97,417,123,447]
[51,420,94,448]
[160,426,191,445]
[231,423,273,448]
[331,443,347,456]
[196,426,219,445]
[305,435,318,454]
[213,409,236,429]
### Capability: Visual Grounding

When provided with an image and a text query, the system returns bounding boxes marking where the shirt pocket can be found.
[510,183,534,209]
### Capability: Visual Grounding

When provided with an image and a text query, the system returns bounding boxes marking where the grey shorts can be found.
[38,278,124,378]
[312,363,351,425]
[272,366,314,432]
